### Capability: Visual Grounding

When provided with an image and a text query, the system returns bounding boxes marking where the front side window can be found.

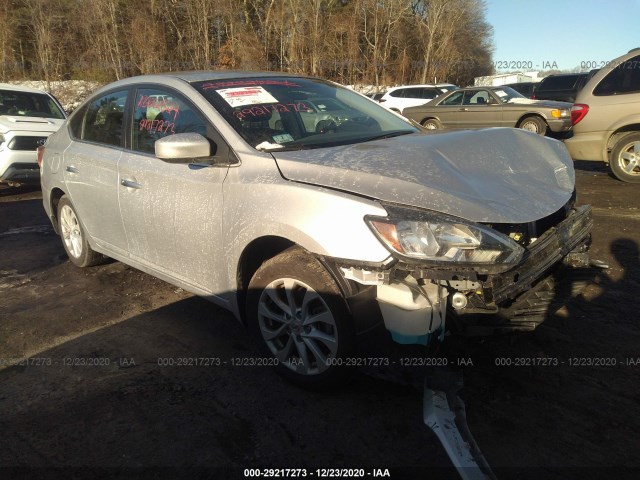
[192,77,416,151]
[80,90,128,147]
[440,91,464,106]
[132,88,208,154]
[594,55,640,96]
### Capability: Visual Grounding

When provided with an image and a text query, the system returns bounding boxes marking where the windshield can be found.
[491,87,527,103]
[192,77,417,151]
[0,89,66,119]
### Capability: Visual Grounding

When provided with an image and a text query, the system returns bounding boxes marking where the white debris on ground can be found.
[6,80,103,113]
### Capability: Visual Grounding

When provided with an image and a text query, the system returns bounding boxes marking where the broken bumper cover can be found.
[335,205,593,344]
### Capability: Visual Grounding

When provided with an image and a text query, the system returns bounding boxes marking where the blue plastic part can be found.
[390,332,431,345]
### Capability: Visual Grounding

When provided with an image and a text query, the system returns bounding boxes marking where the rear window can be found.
[538,75,581,90]
[389,89,406,98]
[594,55,640,96]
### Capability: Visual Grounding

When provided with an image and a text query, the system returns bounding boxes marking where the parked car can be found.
[531,73,589,103]
[0,84,66,186]
[379,84,454,113]
[503,81,538,98]
[565,49,640,183]
[402,86,572,136]
[295,97,368,133]
[40,72,592,388]
[365,92,385,101]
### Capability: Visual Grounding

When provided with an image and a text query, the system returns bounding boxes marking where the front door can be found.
[118,87,230,292]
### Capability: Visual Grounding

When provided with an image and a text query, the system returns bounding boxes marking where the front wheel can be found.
[246,247,355,389]
[609,132,640,183]
[57,196,105,267]
[518,116,547,135]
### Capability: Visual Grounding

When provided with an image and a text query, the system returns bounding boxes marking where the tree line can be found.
[0,0,494,88]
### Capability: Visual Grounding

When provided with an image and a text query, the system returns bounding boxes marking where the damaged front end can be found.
[333,198,593,346]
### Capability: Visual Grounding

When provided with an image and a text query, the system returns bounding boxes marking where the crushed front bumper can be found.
[334,205,594,343]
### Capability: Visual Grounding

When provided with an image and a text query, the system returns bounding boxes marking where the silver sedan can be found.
[40,72,592,388]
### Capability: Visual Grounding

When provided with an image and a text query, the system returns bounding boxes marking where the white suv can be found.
[379,84,457,113]
[0,84,66,186]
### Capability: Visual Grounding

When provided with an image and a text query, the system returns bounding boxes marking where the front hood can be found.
[0,115,65,134]
[271,128,575,224]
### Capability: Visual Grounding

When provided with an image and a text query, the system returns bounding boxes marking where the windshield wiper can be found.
[364,130,414,142]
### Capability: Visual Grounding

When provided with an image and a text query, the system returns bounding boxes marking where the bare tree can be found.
[0,0,494,87]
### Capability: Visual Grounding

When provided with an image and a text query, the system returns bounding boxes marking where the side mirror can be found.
[155,133,212,163]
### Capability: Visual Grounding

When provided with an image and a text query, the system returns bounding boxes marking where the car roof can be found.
[98,70,307,88]
[387,84,438,90]
[450,86,509,91]
[540,73,586,80]
[0,83,53,95]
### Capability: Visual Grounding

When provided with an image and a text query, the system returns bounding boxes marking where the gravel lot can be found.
[1,161,638,480]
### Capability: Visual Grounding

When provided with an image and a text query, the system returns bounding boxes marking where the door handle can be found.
[120,179,142,189]
[459,108,468,111]
[65,165,79,174]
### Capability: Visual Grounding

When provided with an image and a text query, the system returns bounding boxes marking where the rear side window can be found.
[72,90,128,147]
[539,75,580,90]
[463,90,491,105]
[594,55,640,96]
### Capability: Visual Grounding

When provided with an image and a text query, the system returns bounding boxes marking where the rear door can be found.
[117,86,230,292]
[63,89,130,255]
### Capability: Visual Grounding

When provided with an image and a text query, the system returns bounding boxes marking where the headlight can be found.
[551,109,570,118]
[366,207,524,268]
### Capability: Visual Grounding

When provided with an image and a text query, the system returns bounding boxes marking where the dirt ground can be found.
[0,161,638,480]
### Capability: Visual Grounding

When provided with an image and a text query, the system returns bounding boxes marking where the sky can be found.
[485,0,640,73]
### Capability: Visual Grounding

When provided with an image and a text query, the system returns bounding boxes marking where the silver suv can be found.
[40,72,592,388]
[0,84,66,185]
[565,49,640,183]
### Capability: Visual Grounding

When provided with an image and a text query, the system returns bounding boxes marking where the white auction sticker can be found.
[217,86,278,107]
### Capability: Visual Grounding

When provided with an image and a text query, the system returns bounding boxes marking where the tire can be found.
[246,247,355,389]
[421,118,441,130]
[518,116,547,135]
[57,196,105,267]
[609,132,640,183]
